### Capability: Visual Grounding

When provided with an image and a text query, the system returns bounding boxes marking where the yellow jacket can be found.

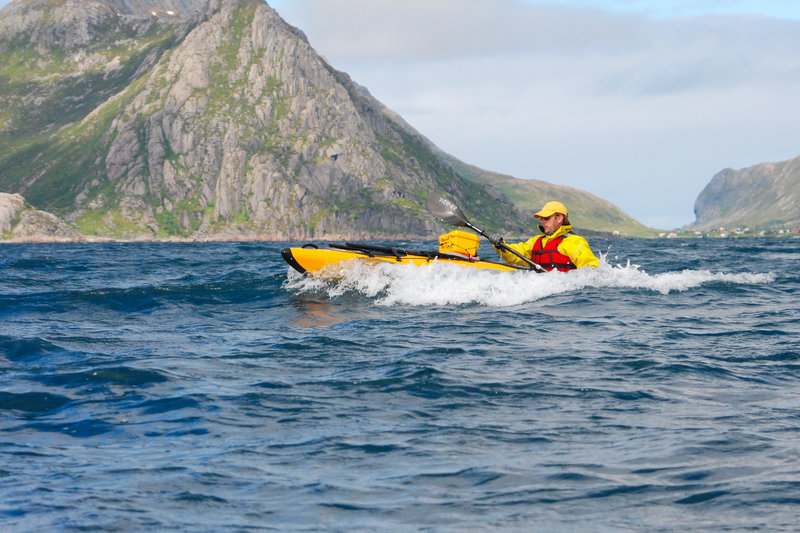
[494,224,599,269]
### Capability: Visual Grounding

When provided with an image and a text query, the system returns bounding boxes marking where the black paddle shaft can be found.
[426,193,545,273]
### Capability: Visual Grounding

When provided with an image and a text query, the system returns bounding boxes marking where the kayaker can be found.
[489,201,599,271]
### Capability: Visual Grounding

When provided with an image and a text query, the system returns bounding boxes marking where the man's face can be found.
[540,213,564,235]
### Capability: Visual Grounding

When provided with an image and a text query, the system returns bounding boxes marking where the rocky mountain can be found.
[0,192,84,241]
[691,155,800,231]
[1,0,647,242]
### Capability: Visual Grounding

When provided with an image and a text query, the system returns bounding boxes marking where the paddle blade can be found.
[426,193,469,227]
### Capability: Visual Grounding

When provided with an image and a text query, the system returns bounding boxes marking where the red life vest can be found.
[531,235,577,271]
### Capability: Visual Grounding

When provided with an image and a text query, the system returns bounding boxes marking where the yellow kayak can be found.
[281,242,520,274]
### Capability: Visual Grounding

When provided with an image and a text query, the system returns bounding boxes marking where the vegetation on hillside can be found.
[0,0,654,240]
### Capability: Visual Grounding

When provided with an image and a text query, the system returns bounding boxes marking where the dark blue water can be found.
[1,238,798,532]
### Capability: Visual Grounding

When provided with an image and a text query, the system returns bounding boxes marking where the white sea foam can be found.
[284,257,776,307]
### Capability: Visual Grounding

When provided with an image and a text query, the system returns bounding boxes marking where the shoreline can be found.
[2,233,798,244]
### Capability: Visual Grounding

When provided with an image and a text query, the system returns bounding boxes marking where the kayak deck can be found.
[281,242,523,274]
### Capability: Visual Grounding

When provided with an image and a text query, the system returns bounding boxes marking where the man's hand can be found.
[488,234,504,246]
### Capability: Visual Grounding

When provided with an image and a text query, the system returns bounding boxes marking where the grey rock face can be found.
[0,192,84,241]
[692,156,800,230]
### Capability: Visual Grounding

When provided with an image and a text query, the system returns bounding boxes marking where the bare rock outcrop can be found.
[0,192,84,241]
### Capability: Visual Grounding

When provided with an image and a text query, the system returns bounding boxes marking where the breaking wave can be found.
[283,256,776,307]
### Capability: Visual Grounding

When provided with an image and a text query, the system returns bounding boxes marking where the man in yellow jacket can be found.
[490,201,599,271]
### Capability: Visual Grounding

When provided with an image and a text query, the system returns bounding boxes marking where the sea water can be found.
[1,238,798,532]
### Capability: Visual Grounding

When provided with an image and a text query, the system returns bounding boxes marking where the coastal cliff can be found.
[1,0,648,241]
[691,155,800,231]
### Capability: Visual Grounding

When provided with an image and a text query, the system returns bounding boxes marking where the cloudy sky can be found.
[268,0,800,228]
[2,0,799,228]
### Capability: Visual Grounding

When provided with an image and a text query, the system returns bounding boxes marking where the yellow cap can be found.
[534,201,568,218]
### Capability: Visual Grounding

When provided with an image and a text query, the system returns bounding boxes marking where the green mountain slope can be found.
[0,0,651,240]
[442,156,657,237]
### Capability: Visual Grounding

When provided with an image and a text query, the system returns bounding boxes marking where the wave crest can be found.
[284,257,775,307]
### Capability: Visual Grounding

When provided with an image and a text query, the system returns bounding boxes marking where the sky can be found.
[267,0,800,229]
[2,0,799,228]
